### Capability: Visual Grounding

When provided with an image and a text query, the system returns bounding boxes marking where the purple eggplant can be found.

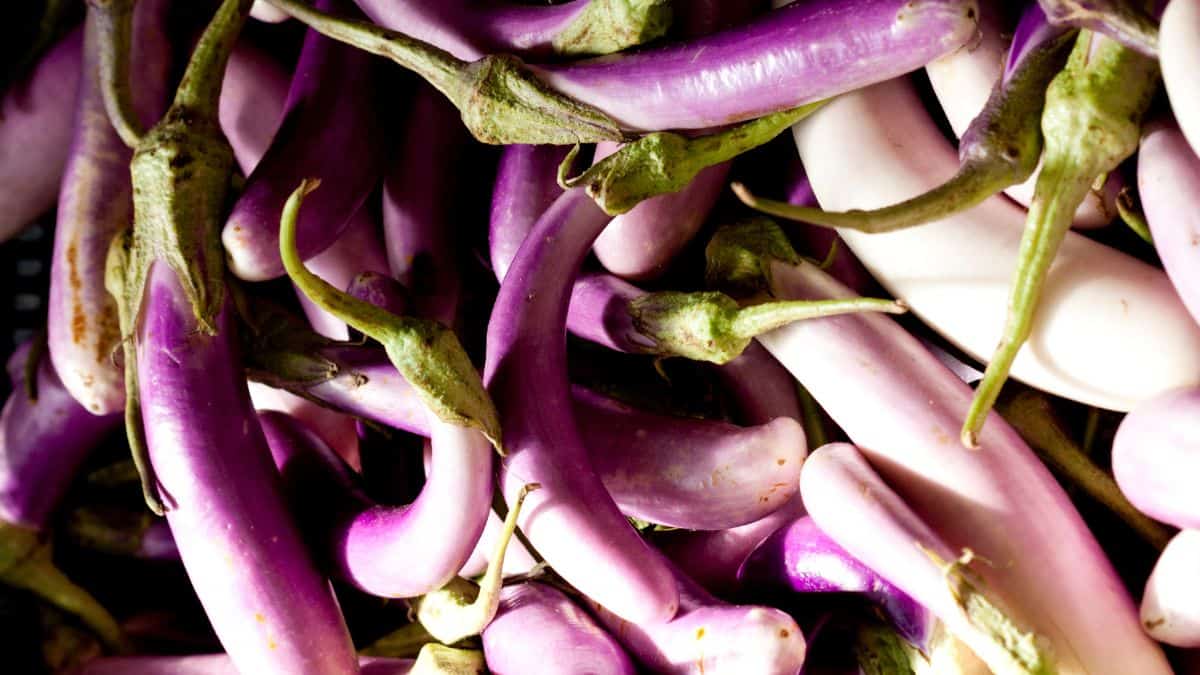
[588,558,807,674]
[217,40,289,174]
[297,206,392,340]
[706,219,1170,674]
[489,144,570,283]
[70,654,417,674]
[574,386,804,529]
[1112,387,1200,531]
[484,187,678,623]
[247,381,362,471]
[1139,119,1200,327]
[657,493,806,597]
[382,86,467,325]
[346,270,409,318]
[534,0,979,131]
[0,27,81,243]
[259,408,493,598]
[48,0,171,416]
[353,0,671,60]
[738,516,932,649]
[482,582,635,675]
[0,342,126,649]
[222,0,390,281]
[135,265,358,675]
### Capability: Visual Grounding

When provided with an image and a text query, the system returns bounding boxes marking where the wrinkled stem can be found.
[86,0,144,147]
[996,390,1172,549]
[1038,0,1158,57]
[172,0,253,118]
[730,297,906,339]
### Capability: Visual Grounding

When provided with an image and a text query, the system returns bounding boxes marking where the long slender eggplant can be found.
[382,86,467,325]
[483,188,678,624]
[1112,387,1200,530]
[1162,0,1200,156]
[1139,119,1200,327]
[0,27,81,243]
[706,219,1171,674]
[71,654,417,674]
[217,40,289,172]
[800,442,1051,674]
[352,0,671,61]
[222,0,390,281]
[482,582,635,675]
[789,77,1200,416]
[48,0,170,416]
[259,406,492,598]
[738,516,933,649]
[534,0,979,131]
[587,558,807,674]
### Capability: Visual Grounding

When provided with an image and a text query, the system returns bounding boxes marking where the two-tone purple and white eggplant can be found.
[48,0,171,416]
[738,516,932,650]
[1139,119,1200,327]
[259,408,492,599]
[69,653,425,675]
[588,558,807,674]
[351,0,671,61]
[222,0,391,282]
[382,86,467,326]
[534,0,979,132]
[0,27,81,243]
[705,219,1171,674]
[0,341,126,650]
[801,442,1051,674]
[1112,387,1200,530]
[482,582,635,675]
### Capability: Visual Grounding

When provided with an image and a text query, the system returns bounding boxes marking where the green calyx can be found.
[854,622,928,675]
[703,218,802,298]
[0,520,129,653]
[561,101,828,215]
[734,26,1076,234]
[411,643,486,675]
[553,0,672,57]
[264,0,623,144]
[921,546,1055,675]
[415,483,540,645]
[65,506,157,558]
[629,290,906,364]
[280,180,503,451]
[236,293,346,387]
[961,30,1158,448]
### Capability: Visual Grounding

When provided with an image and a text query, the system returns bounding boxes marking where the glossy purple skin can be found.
[535,0,979,131]
[1140,120,1200,327]
[354,0,594,61]
[482,582,636,675]
[588,558,807,674]
[223,0,390,281]
[484,189,679,624]
[72,654,415,675]
[218,40,290,173]
[575,386,804,530]
[1004,3,1067,84]
[489,146,803,425]
[346,271,408,317]
[48,0,171,416]
[489,144,570,282]
[382,87,466,326]
[259,407,492,599]
[738,515,932,648]
[1112,387,1200,530]
[657,493,806,598]
[137,265,358,675]
[0,343,119,530]
[0,28,81,242]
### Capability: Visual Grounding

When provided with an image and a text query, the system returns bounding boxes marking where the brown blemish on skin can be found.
[695,627,705,640]
[68,239,86,345]
[1144,617,1165,629]
[779,629,790,638]
[254,613,265,623]
[776,458,786,465]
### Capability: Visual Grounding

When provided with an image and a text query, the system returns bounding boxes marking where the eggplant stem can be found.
[729,297,907,340]
[86,0,144,147]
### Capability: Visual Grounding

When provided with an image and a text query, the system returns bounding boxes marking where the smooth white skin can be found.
[1141,530,1200,647]
[792,77,1200,411]
[1163,0,1200,158]
[801,443,1043,674]
[251,1,290,23]
[1139,122,1200,327]
[1112,387,1200,531]
[924,3,1114,227]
